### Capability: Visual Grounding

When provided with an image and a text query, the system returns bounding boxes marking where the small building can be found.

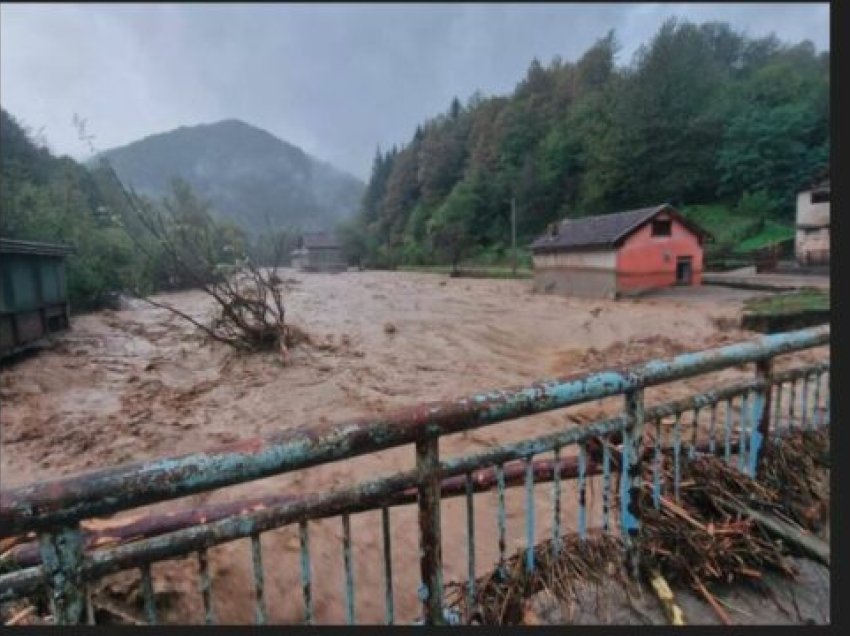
[795,180,829,266]
[530,204,710,299]
[290,231,345,272]
[1,238,74,358]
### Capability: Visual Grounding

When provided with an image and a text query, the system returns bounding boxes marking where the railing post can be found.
[620,388,645,580]
[416,437,444,625]
[38,525,85,625]
[751,358,773,477]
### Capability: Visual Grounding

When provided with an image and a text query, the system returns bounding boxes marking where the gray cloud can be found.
[1,3,829,179]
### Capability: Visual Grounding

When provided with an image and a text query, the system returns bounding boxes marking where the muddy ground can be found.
[0,271,829,624]
[521,556,829,626]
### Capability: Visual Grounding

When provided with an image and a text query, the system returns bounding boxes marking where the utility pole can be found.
[511,197,517,276]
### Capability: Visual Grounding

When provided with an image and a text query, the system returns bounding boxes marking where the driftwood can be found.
[720,499,829,567]
[693,578,732,625]
[5,605,36,626]
[97,156,303,357]
[2,430,829,626]
[649,569,685,625]
[443,429,829,625]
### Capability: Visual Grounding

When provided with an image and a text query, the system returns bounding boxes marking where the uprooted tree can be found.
[97,158,307,360]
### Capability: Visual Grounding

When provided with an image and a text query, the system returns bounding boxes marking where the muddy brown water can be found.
[0,270,829,624]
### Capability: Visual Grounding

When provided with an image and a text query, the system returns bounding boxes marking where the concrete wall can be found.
[796,227,829,265]
[532,250,616,270]
[615,213,703,294]
[532,250,617,298]
[796,190,830,227]
[796,190,830,265]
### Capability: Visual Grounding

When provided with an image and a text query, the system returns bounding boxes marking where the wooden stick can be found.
[91,599,145,626]
[5,605,36,626]
[659,496,708,532]
[649,569,686,625]
[0,534,33,555]
[722,499,830,566]
[693,578,732,625]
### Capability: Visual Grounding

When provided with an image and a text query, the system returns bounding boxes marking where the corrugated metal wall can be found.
[0,252,69,356]
[0,253,66,313]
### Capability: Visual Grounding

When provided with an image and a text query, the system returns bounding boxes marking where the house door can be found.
[676,256,693,285]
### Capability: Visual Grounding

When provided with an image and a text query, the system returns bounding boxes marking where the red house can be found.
[530,204,711,299]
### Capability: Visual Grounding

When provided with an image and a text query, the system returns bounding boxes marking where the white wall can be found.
[532,250,616,270]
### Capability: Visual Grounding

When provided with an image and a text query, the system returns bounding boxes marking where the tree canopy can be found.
[346,19,828,269]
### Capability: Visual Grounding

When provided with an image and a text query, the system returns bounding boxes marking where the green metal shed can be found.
[1,238,74,358]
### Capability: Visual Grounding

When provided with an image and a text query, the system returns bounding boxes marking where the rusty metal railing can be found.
[0,326,830,624]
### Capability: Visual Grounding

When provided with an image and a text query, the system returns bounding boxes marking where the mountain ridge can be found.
[94,118,364,235]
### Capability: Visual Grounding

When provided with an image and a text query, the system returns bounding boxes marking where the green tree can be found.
[717,57,828,218]
[427,180,480,274]
[349,19,828,270]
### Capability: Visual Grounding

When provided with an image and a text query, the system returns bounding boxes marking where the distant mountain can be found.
[94,119,364,234]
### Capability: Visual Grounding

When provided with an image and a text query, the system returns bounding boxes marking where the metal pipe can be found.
[38,525,84,624]
[524,457,535,573]
[464,473,475,607]
[751,359,773,477]
[0,432,767,604]
[8,370,825,570]
[342,514,354,625]
[140,563,156,625]
[298,521,312,625]
[197,549,215,625]
[1,327,828,536]
[552,446,561,554]
[381,507,393,625]
[620,389,644,579]
[250,533,266,625]
[416,438,442,625]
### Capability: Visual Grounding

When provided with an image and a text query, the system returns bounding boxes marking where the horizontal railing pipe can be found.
[9,365,808,570]
[0,328,828,537]
[0,432,759,603]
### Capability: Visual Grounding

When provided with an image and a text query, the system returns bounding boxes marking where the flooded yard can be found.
[0,270,828,624]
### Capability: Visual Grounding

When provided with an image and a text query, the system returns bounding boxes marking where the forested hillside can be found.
[1,109,257,309]
[96,119,365,235]
[343,19,829,268]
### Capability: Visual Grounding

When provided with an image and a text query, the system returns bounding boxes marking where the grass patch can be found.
[734,221,795,254]
[743,289,829,316]
[680,203,761,249]
[681,203,795,270]
[742,289,829,332]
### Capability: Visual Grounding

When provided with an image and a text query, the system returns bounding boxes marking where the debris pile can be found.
[1,430,829,625]
[759,428,829,531]
[445,428,829,625]
[638,454,797,590]
[444,534,626,625]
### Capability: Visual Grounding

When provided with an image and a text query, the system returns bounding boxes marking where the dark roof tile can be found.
[530,205,667,252]
[0,238,75,256]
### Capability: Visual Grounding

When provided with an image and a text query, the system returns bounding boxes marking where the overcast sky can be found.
[1,3,829,180]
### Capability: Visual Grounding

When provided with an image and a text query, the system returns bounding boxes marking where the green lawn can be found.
[680,203,761,248]
[680,204,794,268]
[743,289,829,316]
[734,221,795,254]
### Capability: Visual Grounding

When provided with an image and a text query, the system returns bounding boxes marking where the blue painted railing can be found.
[0,326,830,625]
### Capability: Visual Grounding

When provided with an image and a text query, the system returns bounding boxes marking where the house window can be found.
[811,190,829,204]
[651,220,672,237]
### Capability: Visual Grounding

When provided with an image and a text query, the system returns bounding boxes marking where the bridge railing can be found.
[0,326,829,624]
